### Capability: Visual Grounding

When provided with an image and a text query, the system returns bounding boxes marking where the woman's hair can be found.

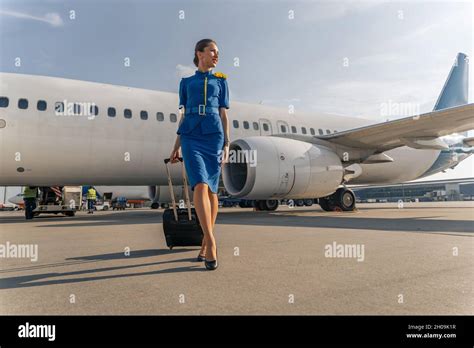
[194,39,216,67]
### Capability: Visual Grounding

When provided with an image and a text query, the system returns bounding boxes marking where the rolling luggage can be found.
[162,157,203,250]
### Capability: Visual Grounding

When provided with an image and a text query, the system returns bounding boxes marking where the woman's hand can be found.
[169,147,181,164]
[221,144,230,168]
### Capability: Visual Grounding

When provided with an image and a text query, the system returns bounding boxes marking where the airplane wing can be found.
[315,103,474,152]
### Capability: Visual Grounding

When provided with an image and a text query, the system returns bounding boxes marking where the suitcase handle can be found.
[164,157,183,164]
[164,157,192,222]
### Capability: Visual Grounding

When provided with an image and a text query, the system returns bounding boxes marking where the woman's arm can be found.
[169,109,185,162]
[219,107,230,144]
[220,107,230,166]
[174,111,186,148]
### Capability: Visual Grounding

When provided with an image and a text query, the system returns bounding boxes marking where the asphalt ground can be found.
[0,202,472,315]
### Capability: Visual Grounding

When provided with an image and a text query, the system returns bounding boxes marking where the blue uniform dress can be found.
[177,69,230,193]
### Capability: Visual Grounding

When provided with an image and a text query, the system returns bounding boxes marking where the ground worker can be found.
[86,186,97,214]
[23,186,38,220]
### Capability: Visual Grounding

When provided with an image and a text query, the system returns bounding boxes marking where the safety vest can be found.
[23,187,38,199]
[86,188,97,200]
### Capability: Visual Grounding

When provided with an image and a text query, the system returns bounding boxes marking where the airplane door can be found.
[259,118,272,136]
[276,120,289,135]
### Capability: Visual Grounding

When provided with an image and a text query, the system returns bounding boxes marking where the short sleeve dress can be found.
[177,69,229,193]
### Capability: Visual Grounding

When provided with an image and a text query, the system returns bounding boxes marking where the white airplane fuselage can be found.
[0,72,451,188]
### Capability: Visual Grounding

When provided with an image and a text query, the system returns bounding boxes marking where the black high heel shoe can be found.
[204,250,218,270]
[196,253,206,262]
[204,259,218,270]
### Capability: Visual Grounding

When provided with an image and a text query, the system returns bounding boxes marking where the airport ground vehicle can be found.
[112,197,127,210]
[94,201,111,211]
[0,202,19,211]
[33,186,82,217]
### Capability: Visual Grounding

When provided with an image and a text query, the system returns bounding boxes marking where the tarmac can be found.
[0,202,472,315]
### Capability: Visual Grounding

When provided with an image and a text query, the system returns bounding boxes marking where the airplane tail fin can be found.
[433,52,469,111]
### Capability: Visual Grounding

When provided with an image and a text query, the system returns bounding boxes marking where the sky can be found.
[0,0,472,200]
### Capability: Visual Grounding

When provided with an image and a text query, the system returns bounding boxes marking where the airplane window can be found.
[124,109,132,119]
[156,112,164,121]
[0,97,8,108]
[318,129,323,135]
[55,102,64,114]
[243,121,249,129]
[108,107,116,117]
[170,113,177,122]
[280,125,287,133]
[310,128,315,135]
[233,120,239,128]
[301,127,307,134]
[291,126,297,133]
[90,105,99,116]
[73,103,81,114]
[253,122,259,130]
[141,111,148,120]
[18,98,28,109]
[326,129,331,134]
[263,123,269,131]
[334,130,338,133]
[37,100,47,111]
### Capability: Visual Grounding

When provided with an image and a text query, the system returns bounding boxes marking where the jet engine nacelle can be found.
[148,185,193,203]
[222,136,344,199]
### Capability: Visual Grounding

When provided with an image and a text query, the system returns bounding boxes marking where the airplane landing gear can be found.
[318,187,356,212]
[255,200,279,211]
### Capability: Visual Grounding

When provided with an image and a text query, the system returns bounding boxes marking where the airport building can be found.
[351,177,474,202]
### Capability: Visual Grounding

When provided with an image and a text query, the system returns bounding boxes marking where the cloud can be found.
[0,10,64,27]
[307,77,440,119]
[391,12,466,47]
[175,64,195,78]
[297,1,388,23]
[350,53,407,67]
[258,98,301,106]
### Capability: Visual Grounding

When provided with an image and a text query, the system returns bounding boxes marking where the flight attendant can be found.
[169,38,230,271]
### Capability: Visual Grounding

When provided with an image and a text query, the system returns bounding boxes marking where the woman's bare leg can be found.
[193,183,217,261]
[198,186,219,257]
[208,187,219,228]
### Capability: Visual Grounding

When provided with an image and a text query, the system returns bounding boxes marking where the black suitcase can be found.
[162,157,204,250]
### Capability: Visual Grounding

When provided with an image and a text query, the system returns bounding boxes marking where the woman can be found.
[169,39,230,271]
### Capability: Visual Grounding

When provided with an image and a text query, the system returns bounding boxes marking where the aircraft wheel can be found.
[335,188,356,211]
[263,200,279,211]
[303,199,313,207]
[319,197,336,211]
[256,200,266,211]
[295,199,305,207]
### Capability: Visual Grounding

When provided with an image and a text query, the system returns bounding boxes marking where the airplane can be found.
[6,192,24,206]
[0,52,472,212]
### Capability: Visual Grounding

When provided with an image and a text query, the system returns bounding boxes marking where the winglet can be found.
[433,52,469,111]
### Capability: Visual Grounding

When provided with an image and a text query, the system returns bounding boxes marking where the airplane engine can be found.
[222,137,344,199]
[148,185,193,203]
